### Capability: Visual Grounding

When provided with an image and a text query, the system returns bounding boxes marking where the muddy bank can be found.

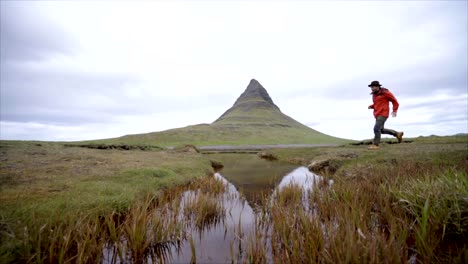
[64,143,163,151]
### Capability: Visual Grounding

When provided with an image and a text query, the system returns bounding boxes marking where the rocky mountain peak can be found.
[233,79,279,110]
[214,79,282,123]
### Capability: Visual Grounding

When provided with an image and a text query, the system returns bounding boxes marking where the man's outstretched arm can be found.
[385,91,399,117]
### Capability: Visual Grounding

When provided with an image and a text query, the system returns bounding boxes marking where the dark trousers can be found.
[373,116,398,145]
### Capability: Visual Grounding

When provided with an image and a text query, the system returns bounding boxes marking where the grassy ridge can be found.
[93,122,349,147]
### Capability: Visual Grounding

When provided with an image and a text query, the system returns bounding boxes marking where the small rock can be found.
[342,170,357,178]
[210,160,224,171]
[350,141,372,146]
[176,145,200,153]
[308,158,341,175]
[287,157,308,165]
[338,152,359,159]
[185,144,200,153]
[257,152,277,161]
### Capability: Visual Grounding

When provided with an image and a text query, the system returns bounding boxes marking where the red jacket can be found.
[369,88,399,118]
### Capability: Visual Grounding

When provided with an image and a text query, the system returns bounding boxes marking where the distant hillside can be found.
[98,79,350,146]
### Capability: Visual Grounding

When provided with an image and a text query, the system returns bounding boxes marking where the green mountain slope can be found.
[100,79,349,146]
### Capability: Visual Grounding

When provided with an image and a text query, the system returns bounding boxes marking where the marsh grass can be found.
[393,170,468,262]
[184,191,225,231]
[120,195,185,263]
[273,184,303,208]
[253,179,410,263]
[188,174,227,195]
[244,216,269,264]
[11,213,107,263]
[6,193,185,264]
[1,138,466,263]
[242,141,468,263]
[0,169,227,263]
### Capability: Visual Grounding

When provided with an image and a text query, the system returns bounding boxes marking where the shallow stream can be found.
[103,154,329,263]
[171,154,327,263]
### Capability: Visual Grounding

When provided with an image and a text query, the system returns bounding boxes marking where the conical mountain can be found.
[219,79,280,117]
[107,79,348,146]
[214,79,309,128]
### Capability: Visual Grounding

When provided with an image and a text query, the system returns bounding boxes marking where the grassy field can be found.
[0,135,466,262]
[0,141,211,263]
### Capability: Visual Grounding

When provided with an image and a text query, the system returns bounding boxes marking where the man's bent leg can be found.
[382,128,398,137]
[373,116,387,146]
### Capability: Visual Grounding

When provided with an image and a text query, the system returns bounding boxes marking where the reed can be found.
[242,151,467,263]
[273,183,303,208]
[13,213,106,264]
[184,191,225,231]
[121,194,186,263]
[188,174,227,195]
[392,169,468,262]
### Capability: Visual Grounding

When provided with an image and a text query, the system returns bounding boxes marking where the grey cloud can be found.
[316,3,468,100]
[400,114,467,127]
[3,109,115,126]
[400,100,467,129]
[1,63,138,125]
[385,59,467,97]
[400,118,466,129]
[0,2,75,62]
[0,63,229,125]
[404,96,467,110]
[429,106,467,124]
[289,53,466,101]
[316,58,467,101]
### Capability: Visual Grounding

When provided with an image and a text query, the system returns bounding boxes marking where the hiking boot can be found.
[396,132,404,143]
[368,145,380,150]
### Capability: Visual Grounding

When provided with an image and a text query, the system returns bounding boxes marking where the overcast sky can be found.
[1,1,467,142]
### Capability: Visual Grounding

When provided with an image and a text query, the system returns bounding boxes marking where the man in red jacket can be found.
[368,80,404,149]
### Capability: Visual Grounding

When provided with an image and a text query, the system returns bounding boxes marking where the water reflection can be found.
[277,167,333,191]
[171,172,256,263]
[274,167,333,210]
[209,154,298,206]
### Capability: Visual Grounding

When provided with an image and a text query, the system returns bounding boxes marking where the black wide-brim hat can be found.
[368,80,382,87]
